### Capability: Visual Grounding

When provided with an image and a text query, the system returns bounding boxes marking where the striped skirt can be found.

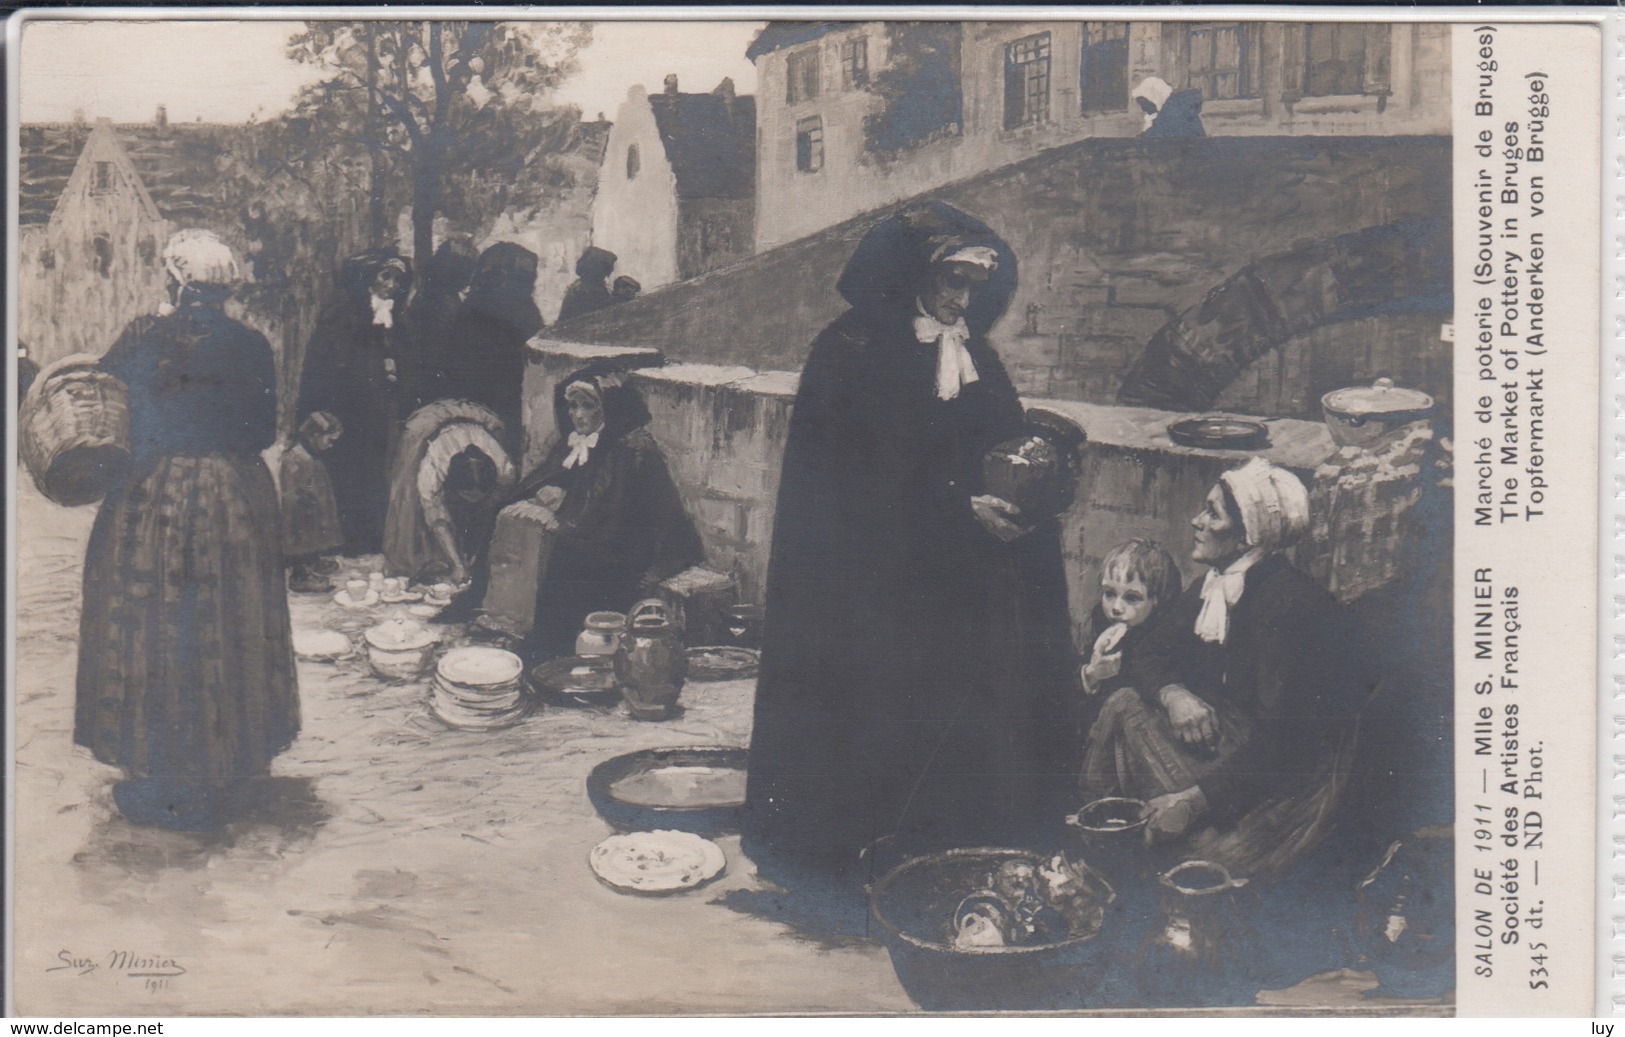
[74,453,300,785]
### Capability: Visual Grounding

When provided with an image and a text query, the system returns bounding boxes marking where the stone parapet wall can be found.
[526,337,1438,643]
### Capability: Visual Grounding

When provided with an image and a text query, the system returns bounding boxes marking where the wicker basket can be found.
[20,354,130,507]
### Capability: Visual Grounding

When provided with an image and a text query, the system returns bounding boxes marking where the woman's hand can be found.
[1158,684,1219,751]
[1143,786,1208,843]
[533,485,566,511]
[971,495,1030,542]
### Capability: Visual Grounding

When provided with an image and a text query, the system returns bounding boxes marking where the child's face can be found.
[307,428,341,453]
[1101,571,1154,628]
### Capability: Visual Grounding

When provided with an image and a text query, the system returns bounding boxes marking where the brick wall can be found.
[559,135,1451,421]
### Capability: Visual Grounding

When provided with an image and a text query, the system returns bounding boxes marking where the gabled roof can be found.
[20,120,229,227]
[55,119,164,225]
[647,92,756,201]
[745,22,846,62]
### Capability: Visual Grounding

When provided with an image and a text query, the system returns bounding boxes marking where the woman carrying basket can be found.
[73,229,299,831]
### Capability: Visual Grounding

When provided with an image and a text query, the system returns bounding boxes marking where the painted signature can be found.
[47,950,187,989]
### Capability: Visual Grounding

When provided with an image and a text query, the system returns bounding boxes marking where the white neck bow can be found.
[563,430,600,469]
[371,294,395,329]
[913,306,979,401]
[1194,548,1266,644]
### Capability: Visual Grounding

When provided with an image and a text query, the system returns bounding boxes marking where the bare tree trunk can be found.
[365,22,387,247]
[412,150,440,268]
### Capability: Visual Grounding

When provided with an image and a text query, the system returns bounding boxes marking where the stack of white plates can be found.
[430,646,527,731]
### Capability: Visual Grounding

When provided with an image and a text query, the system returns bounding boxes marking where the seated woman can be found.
[382,400,517,591]
[511,367,704,664]
[1079,457,1372,879]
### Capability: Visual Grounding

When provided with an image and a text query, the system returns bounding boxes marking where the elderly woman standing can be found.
[296,249,414,555]
[75,230,299,831]
[1080,457,1371,878]
[743,203,1080,883]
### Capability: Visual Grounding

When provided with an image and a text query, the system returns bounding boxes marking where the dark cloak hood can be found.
[463,242,544,339]
[550,364,653,443]
[418,238,478,298]
[339,248,414,307]
[834,201,1018,336]
[574,246,618,281]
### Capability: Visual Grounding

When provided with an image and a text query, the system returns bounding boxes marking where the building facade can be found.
[18,119,173,367]
[590,77,756,292]
[751,20,1450,249]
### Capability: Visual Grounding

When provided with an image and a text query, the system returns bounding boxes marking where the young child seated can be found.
[1081,538,1185,699]
[281,411,345,593]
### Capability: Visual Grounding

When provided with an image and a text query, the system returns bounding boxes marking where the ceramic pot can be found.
[1321,378,1434,449]
[1354,825,1455,998]
[576,611,626,657]
[1135,860,1263,1007]
[363,618,438,681]
[614,599,687,720]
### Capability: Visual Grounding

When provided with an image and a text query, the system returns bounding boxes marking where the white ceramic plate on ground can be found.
[332,589,381,610]
[293,629,353,661]
[588,830,726,895]
[438,645,524,688]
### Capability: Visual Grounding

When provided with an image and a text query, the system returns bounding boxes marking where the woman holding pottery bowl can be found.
[1079,457,1374,879]
[744,202,1083,887]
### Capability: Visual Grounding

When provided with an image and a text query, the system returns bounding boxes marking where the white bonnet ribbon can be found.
[1193,548,1264,644]
[562,430,599,470]
[914,306,979,401]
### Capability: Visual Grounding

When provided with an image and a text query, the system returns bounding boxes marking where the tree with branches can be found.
[287,20,591,263]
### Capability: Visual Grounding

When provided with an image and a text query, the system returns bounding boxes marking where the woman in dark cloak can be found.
[556,246,617,323]
[406,236,478,410]
[296,248,414,555]
[443,242,544,457]
[742,202,1082,884]
[75,229,299,831]
[1133,76,1207,138]
[509,366,704,665]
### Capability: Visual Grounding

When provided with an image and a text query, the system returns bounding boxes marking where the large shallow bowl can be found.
[1167,416,1269,451]
[1321,378,1435,448]
[586,746,749,836]
[869,847,1115,1011]
[527,655,621,709]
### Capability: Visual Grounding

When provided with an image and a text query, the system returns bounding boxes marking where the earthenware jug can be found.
[724,604,764,650]
[576,611,626,657]
[614,599,688,720]
[1135,859,1262,1007]
[1353,825,1454,999]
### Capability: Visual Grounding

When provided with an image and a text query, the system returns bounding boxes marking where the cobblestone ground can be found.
[11,476,911,1016]
[12,476,1423,1017]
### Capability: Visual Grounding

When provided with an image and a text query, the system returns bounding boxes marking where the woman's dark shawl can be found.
[296,249,415,554]
[512,366,704,662]
[744,203,1080,876]
[444,242,544,453]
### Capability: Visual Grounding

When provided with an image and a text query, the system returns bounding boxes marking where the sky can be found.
[18,18,764,125]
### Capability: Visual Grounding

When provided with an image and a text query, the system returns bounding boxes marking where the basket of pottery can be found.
[363,617,439,681]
